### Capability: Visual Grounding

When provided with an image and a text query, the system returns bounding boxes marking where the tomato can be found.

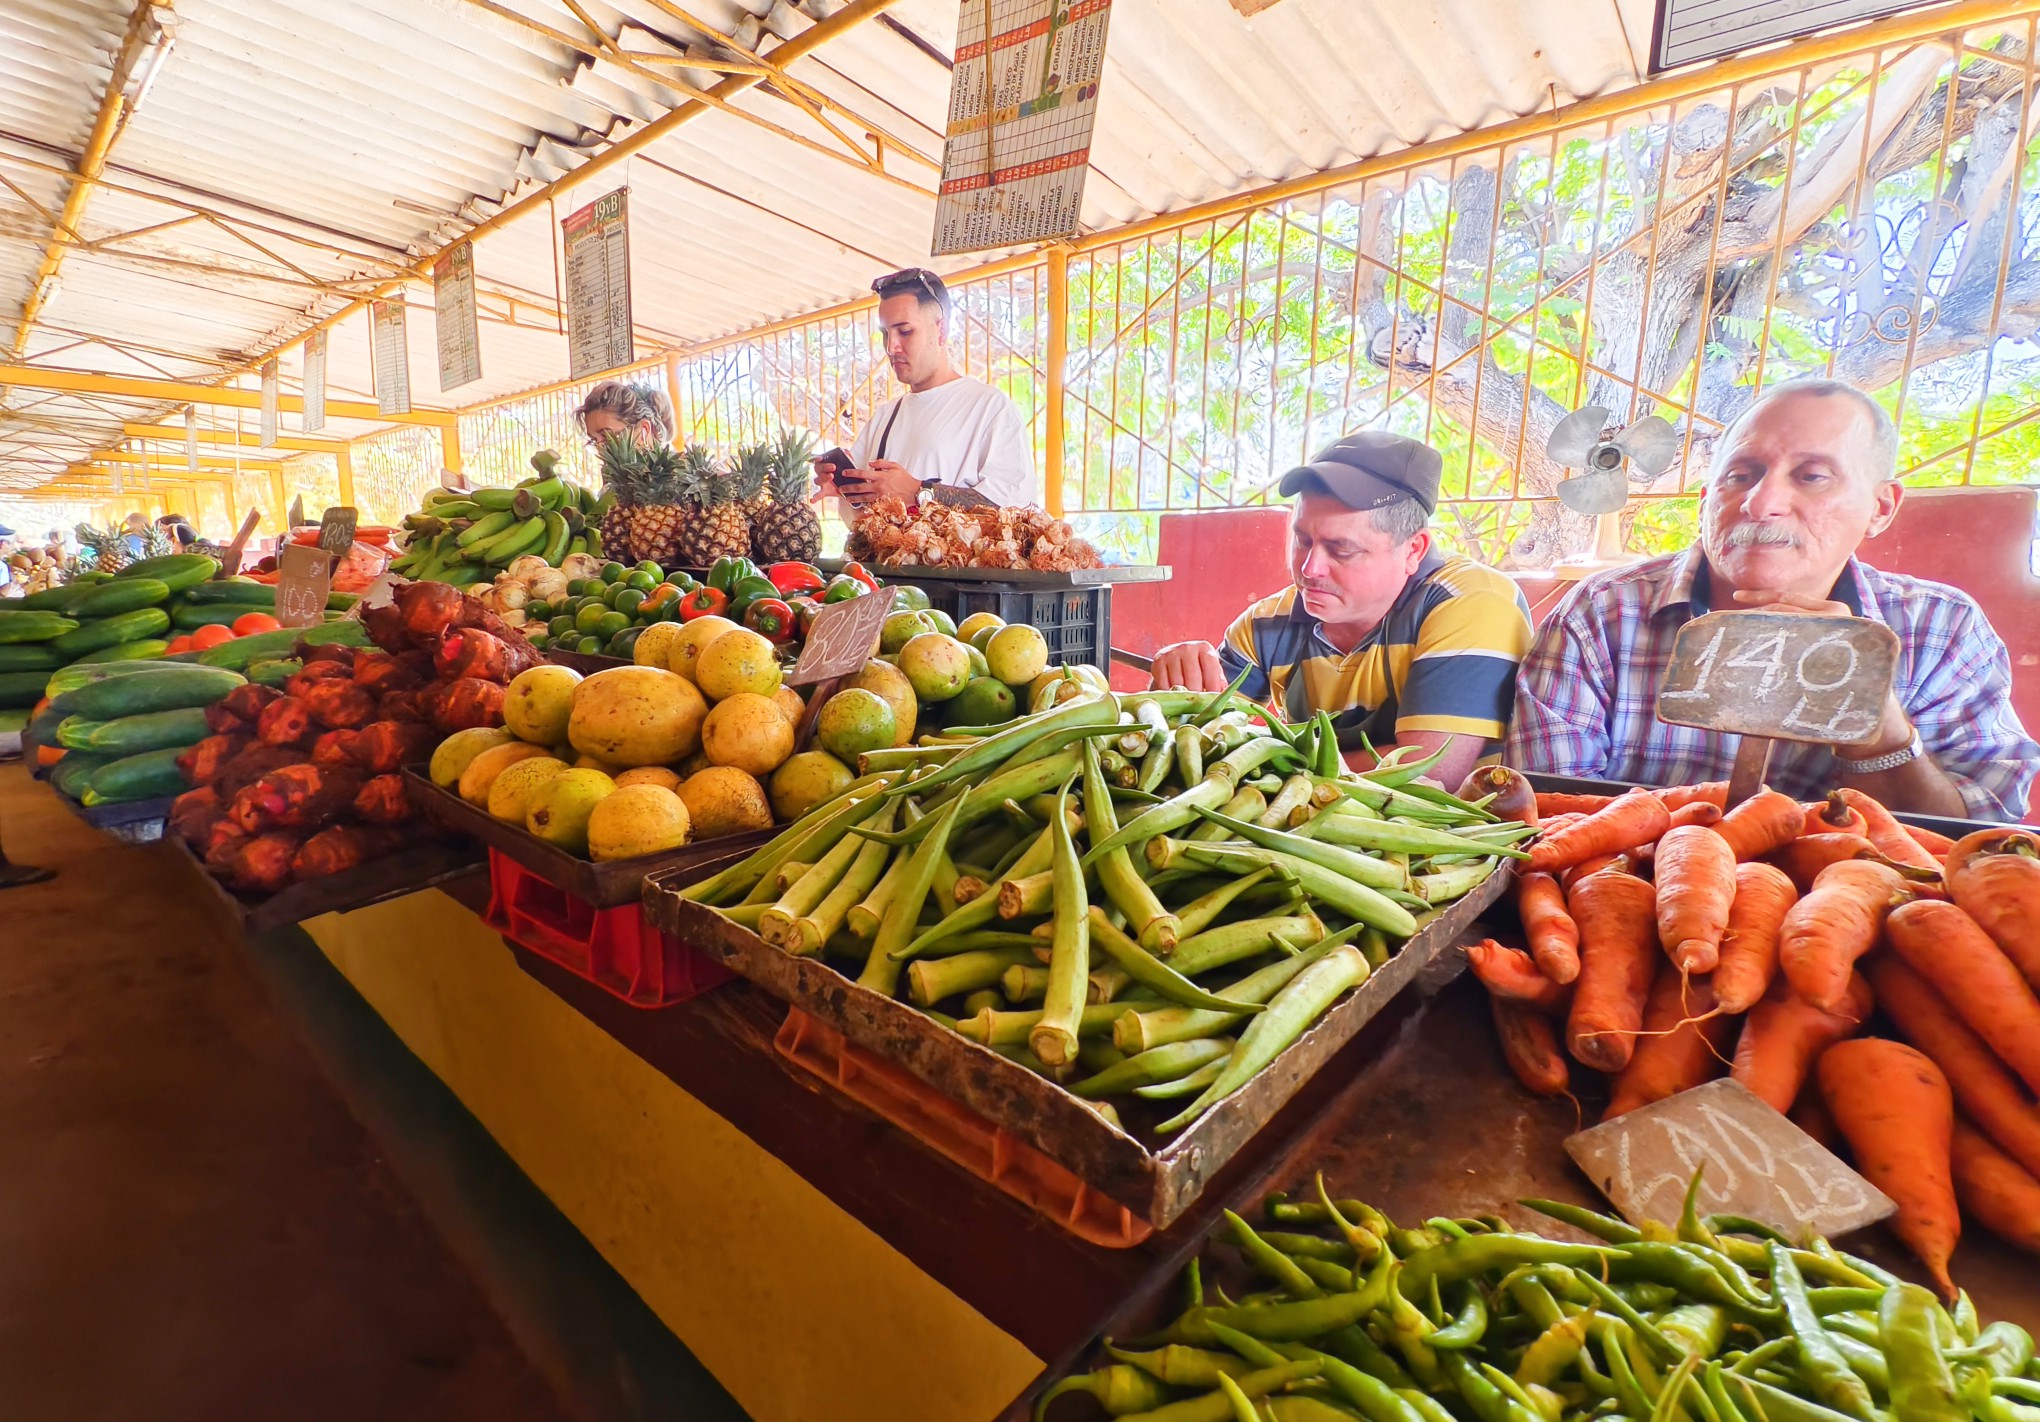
[164,635,194,655]
[231,612,282,636]
[190,623,238,650]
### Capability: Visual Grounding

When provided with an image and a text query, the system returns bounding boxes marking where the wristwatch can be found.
[1834,728,1923,774]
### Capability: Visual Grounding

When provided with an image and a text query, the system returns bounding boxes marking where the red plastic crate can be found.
[484,849,734,1008]
[774,1007,1152,1248]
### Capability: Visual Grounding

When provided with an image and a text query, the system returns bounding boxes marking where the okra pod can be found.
[1071,1037,1234,1098]
[961,988,1002,1017]
[1001,963,1050,1003]
[893,814,1068,960]
[1086,737,1293,865]
[683,774,891,903]
[788,801,900,953]
[759,829,867,946]
[1030,779,1092,1066]
[1188,786,1267,843]
[1156,839,1419,937]
[956,999,1124,1047]
[1305,815,1528,859]
[1084,737,1181,952]
[905,945,1036,1007]
[884,692,1118,802]
[1088,909,1266,1014]
[1114,930,1358,1054]
[1257,773,1315,828]
[1135,1052,1232,1099]
[1170,914,1323,977]
[1412,859,1500,904]
[861,748,1086,845]
[1174,723,1206,787]
[858,795,965,997]
[1189,804,1406,890]
[1172,864,1280,937]
[1089,965,1133,1002]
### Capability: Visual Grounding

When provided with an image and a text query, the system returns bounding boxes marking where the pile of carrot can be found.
[1477,779,2040,1296]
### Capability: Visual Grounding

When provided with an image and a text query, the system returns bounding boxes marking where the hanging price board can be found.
[561,190,634,380]
[433,239,483,391]
[1655,610,1899,805]
[275,542,332,629]
[371,296,412,416]
[302,327,328,433]
[183,407,198,472]
[932,0,1116,256]
[259,358,279,448]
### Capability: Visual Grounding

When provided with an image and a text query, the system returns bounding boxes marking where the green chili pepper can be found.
[1401,1235,1617,1297]
[1598,1319,1659,1418]
[1225,1210,1325,1300]
[1427,1284,1489,1350]
[1106,1343,1251,1388]
[1658,1304,1728,1360]
[1768,1243,1877,1421]
[1438,1351,1540,1422]
[1521,1199,1641,1242]
[1728,1374,1874,1422]
[1031,1363,1172,1421]
[1515,1309,1596,1387]
[1881,1282,1963,1422]
[1968,1323,2037,1380]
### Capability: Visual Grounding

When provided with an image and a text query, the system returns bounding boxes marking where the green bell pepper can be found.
[708,556,760,593]
[725,574,780,619]
[822,574,866,604]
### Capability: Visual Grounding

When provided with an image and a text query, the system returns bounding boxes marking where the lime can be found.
[527,600,552,621]
[816,688,897,761]
[626,570,657,592]
[636,560,665,582]
[608,627,643,659]
[965,643,990,680]
[595,611,631,639]
[567,578,593,597]
[549,615,577,639]
[925,607,958,637]
[574,602,610,635]
[576,635,603,654]
[601,561,627,583]
[614,588,646,617]
[526,631,552,650]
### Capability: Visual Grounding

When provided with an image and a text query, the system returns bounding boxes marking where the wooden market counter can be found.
[131,858,2040,1421]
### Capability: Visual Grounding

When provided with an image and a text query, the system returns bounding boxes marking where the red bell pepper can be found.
[788,596,822,638]
[767,562,825,597]
[841,561,882,593]
[680,586,729,621]
[744,597,796,644]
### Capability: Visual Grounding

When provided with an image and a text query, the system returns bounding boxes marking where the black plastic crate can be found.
[912,582,1111,672]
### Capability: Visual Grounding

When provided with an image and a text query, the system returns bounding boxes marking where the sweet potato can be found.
[1712,862,1796,1014]
[1654,825,1737,974]
[1565,869,1659,1073]
[1951,1119,2040,1256]
[1884,899,2040,1097]
[1820,1037,1958,1298]
[1777,859,1912,1013]
[1945,830,2040,994]
[1605,965,1728,1120]
[1731,972,1872,1115]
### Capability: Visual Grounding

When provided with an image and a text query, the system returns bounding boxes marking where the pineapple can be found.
[751,429,822,564]
[595,432,650,561]
[676,449,755,567]
[627,443,694,569]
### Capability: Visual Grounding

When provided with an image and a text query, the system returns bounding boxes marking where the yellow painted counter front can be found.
[303,889,1040,1422]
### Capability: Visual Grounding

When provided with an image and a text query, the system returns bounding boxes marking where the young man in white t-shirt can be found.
[816,268,1038,516]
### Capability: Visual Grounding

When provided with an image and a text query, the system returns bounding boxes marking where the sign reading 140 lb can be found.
[1656,610,1898,744]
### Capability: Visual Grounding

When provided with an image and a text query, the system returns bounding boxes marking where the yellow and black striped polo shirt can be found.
[1218,552,1533,752]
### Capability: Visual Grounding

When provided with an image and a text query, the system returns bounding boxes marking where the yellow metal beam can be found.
[11,0,164,357]
[441,420,462,476]
[455,354,669,417]
[216,0,902,389]
[1044,244,1068,520]
[123,421,351,453]
[0,364,456,426]
[336,445,355,506]
[82,449,277,468]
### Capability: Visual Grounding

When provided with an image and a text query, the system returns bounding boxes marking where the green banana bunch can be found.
[391,455,601,582]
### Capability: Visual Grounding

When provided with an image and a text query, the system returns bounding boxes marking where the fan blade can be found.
[1613,415,1681,477]
[1544,405,1609,466]
[1555,468,1629,517]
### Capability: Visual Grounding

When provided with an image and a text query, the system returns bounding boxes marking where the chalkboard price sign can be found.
[1657,610,1898,745]
[317,506,358,555]
[787,588,897,689]
[275,542,332,630]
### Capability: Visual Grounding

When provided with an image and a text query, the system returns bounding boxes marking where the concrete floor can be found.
[0,762,564,1422]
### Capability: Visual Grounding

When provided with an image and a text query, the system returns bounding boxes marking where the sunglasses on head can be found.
[872,267,947,306]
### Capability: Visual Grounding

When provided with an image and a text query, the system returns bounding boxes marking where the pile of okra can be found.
[683,679,1526,1133]
[1040,1177,2036,1422]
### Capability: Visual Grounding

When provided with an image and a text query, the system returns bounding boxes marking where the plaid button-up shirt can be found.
[1504,548,2038,820]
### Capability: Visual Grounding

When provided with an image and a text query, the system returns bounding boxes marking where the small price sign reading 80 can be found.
[1656,610,1899,747]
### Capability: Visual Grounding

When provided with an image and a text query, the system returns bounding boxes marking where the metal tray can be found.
[58,791,174,844]
[646,868,1509,1228]
[170,831,484,935]
[819,558,1171,588]
[407,770,770,908]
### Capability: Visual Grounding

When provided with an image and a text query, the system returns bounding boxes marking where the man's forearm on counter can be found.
[1837,752,1973,818]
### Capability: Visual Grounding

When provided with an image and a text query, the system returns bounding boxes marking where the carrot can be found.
[1536,792,1614,818]
[1730,972,1872,1114]
[1906,824,1954,859]
[1834,788,1939,871]
[1951,1118,2040,1256]
[1458,766,1539,826]
[1666,801,1724,829]
[1945,830,2040,994]
[1565,869,1659,1073]
[1802,790,1868,838]
[1517,872,1580,985]
[1561,852,1631,892]
[1791,1084,1838,1153]
[1866,955,2040,1182]
[1777,859,1913,1013]
[1819,1037,1959,1298]
[1529,790,1672,875]
[1493,997,1570,1097]
[1712,788,1804,862]
[1770,833,1879,893]
[1466,939,1569,1013]
[1605,965,1728,1120]
[1883,899,2040,1097]
[1713,862,1797,1014]
[1657,782,1729,811]
[1653,825,1738,974]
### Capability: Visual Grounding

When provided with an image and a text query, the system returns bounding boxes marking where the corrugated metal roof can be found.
[0,0,1655,489]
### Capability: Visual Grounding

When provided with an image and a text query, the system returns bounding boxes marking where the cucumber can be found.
[179,580,278,607]
[0,708,28,733]
[48,606,171,660]
[0,670,51,707]
[46,665,245,721]
[50,751,111,799]
[247,658,303,688]
[197,619,369,670]
[0,611,78,644]
[0,643,63,672]
[84,746,188,805]
[67,578,172,618]
[170,602,245,630]
[73,638,169,665]
[114,553,219,591]
[57,706,211,756]
[24,702,68,754]
[14,586,83,611]
[45,659,191,701]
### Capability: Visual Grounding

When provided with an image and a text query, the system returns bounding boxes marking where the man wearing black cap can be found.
[1152,432,1533,789]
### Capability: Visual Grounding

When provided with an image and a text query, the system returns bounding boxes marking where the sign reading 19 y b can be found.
[1655,609,1899,804]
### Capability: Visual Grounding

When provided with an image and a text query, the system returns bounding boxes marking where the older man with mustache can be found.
[1507,377,2037,819]
[1151,432,1533,791]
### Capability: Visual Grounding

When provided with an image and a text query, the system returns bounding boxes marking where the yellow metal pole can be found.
[224,480,238,535]
[1045,244,1069,519]
[269,468,288,532]
[336,445,356,507]
[664,351,686,441]
[441,420,463,478]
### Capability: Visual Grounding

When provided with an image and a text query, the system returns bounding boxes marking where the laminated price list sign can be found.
[433,239,482,391]
[371,296,412,417]
[932,0,1115,256]
[562,189,634,380]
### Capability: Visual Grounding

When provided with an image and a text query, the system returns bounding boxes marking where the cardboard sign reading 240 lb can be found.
[1655,609,1899,805]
